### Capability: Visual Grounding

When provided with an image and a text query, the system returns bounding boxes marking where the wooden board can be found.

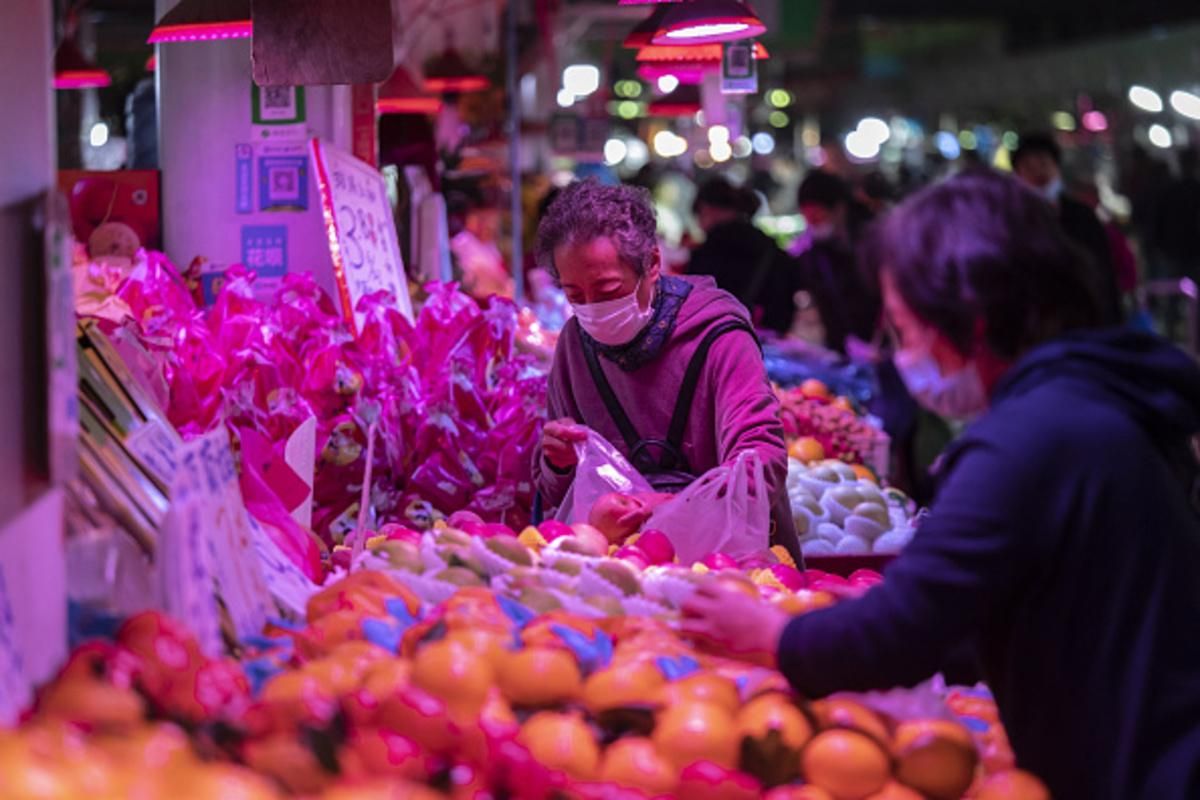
[251,0,394,87]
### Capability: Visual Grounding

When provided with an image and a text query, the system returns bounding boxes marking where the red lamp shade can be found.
[623,7,670,49]
[377,66,443,115]
[423,47,489,94]
[147,0,252,44]
[54,36,111,90]
[652,0,766,45]
[636,41,768,64]
[647,84,701,117]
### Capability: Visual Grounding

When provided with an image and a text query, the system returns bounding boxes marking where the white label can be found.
[126,418,181,487]
[310,137,414,332]
[161,447,224,657]
[284,416,316,530]
[249,516,319,618]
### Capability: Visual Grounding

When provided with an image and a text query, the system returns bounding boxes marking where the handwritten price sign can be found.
[310,138,414,333]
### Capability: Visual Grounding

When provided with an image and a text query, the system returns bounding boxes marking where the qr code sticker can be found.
[257,86,298,122]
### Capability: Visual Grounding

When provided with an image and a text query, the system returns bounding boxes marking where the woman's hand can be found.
[680,583,792,668]
[542,418,588,471]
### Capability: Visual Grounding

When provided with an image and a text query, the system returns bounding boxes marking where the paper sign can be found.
[284,416,316,529]
[126,417,181,488]
[310,137,414,332]
[0,564,30,725]
[722,41,759,94]
[259,155,309,212]
[235,144,254,214]
[249,516,319,618]
[241,225,289,278]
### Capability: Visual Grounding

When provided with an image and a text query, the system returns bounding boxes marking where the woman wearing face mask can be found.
[532,179,800,559]
[682,170,1200,800]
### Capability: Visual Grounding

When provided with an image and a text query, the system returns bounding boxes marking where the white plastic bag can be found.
[646,449,770,565]
[554,430,653,525]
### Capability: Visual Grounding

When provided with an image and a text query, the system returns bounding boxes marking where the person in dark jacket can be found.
[791,170,881,354]
[687,177,797,335]
[683,169,1200,800]
[1013,132,1123,322]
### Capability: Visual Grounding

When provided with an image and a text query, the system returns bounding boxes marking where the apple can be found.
[447,510,485,528]
[570,524,611,556]
[538,520,575,542]
[700,552,739,571]
[613,545,651,571]
[678,761,762,800]
[588,492,653,544]
[767,563,807,591]
[378,523,422,543]
[848,569,883,587]
[633,529,675,565]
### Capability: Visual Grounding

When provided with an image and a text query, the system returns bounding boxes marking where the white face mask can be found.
[894,344,987,420]
[571,279,655,346]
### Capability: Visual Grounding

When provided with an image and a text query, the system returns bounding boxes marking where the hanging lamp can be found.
[54,31,111,89]
[647,84,702,117]
[377,66,443,115]
[423,45,489,94]
[147,0,252,44]
[652,0,765,45]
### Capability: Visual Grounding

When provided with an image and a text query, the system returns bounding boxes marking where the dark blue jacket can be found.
[778,329,1200,800]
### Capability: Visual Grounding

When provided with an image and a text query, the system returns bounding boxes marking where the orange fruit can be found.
[652,701,740,770]
[498,648,583,707]
[303,658,359,697]
[850,464,878,484]
[800,379,831,399]
[260,671,340,730]
[736,692,814,750]
[774,590,837,616]
[329,641,390,674]
[582,659,666,712]
[600,737,679,794]
[866,782,924,800]
[658,672,741,714]
[361,658,413,701]
[411,640,494,719]
[765,787,835,800]
[243,733,330,795]
[445,628,512,663]
[518,711,600,780]
[189,763,285,799]
[832,396,855,412]
[892,720,978,800]
[320,780,447,800]
[801,729,892,800]
[789,437,827,463]
[38,678,145,729]
[811,698,891,743]
[975,770,1051,800]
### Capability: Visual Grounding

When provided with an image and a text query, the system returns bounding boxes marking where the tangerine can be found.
[801,729,892,800]
[498,648,583,707]
[765,786,835,800]
[850,464,878,484]
[811,698,891,743]
[600,737,678,795]
[518,711,600,780]
[892,721,978,800]
[658,672,741,714]
[652,701,740,770]
[774,590,837,616]
[411,639,494,719]
[582,659,665,712]
[800,379,831,399]
[790,437,827,463]
[736,692,814,750]
[446,627,512,663]
[974,770,1051,800]
[866,782,924,800]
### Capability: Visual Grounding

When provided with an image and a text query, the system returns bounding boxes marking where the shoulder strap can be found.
[580,333,642,452]
[666,319,759,454]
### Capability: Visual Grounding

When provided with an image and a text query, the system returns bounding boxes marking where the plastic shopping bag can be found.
[646,449,769,565]
[554,430,653,525]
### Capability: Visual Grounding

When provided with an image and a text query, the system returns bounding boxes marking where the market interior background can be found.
[2,0,1200,793]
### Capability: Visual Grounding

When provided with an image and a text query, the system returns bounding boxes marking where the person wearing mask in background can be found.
[1012,132,1122,322]
[532,179,801,560]
[682,170,1200,800]
[449,187,513,301]
[790,170,881,355]
[686,177,796,335]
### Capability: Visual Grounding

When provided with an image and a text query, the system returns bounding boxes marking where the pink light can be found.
[147,20,252,44]
[652,1,766,45]
[54,70,112,90]
[376,97,443,115]
[145,54,156,72]
[636,42,769,63]
[1082,110,1108,132]
[636,63,711,85]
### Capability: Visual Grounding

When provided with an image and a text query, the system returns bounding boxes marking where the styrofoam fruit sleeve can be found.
[419,535,449,572]
[801,538,837,557]
[820,493,855,525]
[622,596,673,618]
[843,514,889,542]
[796,475,841,498]
[641,570,703,608]
[538,545,603,572]
[397,572,464,607]
[576,565,636,601]
[873,527,914,554]
[545,587,607,619]
[815,522,844,544]
[467,536,535,577]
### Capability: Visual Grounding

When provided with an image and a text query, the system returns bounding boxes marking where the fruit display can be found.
[787,459,917,558]
[778,380,890,472]
[12,562,1048,800]
[74,252,548,574]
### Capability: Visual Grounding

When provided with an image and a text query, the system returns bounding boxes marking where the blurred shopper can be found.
[1013,132,1122,321]
[687,177,796,335]
[449,189,513,301]
[684,170,1200,800]
[1152,147,1200,281]
[790,170,881,354]
[1077,181,1140,303]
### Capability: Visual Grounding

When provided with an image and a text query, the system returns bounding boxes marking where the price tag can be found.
[248,516,319,618]
[310,137,414,332]
[126,417,181,487]
[0,565,30,725]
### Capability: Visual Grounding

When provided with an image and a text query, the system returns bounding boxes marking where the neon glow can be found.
[665,22,750,40]
[563,65,600,98]
[751,132,774,155]
[147,20,251,43]
[1082,110,1108,132]
[1148,124,1173,149]
[657,74,680,94]
[376,97,442,115]
[652,130,688,158]
[710,140,732,162]
[1128,86,1163,113]
[653,0,765,45]
[1169,90,1200,121]
[54,70,112,90]
[604,138,628,165]
[638,63,710,85]
[636,42,768,63]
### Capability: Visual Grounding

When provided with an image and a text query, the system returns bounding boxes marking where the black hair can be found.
[797,169,850,210]
[1012,132,1062,170]
[874,169,1104,359]
[692,176,761,217]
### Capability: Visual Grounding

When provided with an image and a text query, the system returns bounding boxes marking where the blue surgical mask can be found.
[571,279,655,346]
[895,345,987,420]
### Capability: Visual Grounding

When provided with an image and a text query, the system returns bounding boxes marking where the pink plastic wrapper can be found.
[82,254,548,571]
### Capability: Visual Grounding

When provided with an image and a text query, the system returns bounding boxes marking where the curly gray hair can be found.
[533,179,658,278]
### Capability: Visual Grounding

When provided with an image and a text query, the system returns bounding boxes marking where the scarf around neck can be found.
[583,275,693,371]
